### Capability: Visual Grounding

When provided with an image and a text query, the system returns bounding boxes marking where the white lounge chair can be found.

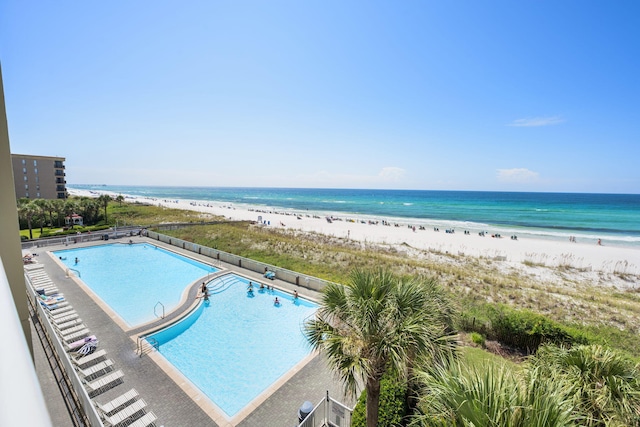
[27,272,48,279]
[74,349,107,369]
[36,286,59,296]
[50,309,77,321]
[52,318,83,330]
[41,301,69,311]
[83,370,124,397]
[95,388,139,415]
[77,359,113,381]
[24,263,44,272]
[62,328,91,343]
[100,398,146,426]
[57,323,87,337]
[39,295,65,305]
[127,411,157,427]
[66,335,97,352]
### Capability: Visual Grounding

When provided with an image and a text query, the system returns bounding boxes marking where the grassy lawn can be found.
[20,227,64,239]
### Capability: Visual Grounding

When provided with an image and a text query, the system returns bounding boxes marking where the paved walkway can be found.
[32,236,353,427]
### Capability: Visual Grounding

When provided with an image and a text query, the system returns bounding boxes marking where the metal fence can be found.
[299,391,353,427]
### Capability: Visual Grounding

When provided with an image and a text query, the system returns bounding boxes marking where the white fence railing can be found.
[298,391,353,427]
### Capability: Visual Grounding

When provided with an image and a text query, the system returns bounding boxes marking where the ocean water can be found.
[69,185,640,248]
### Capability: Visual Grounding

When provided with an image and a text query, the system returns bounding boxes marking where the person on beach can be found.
[201,282,207,294]
[597,239,602,245]
[74,257,79,264]
[274,297,280,306]
[294,290,299,299]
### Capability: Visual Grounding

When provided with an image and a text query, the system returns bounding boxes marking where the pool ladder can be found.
[66,268,81,278]
[137,337,158,357]
[154,302,165,319]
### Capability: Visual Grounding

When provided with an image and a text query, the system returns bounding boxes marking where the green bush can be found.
[486,304,589,354]
[351,374,407,427]
[470,332,486,347]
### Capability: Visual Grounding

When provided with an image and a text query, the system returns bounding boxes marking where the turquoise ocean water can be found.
[69,185,640,248]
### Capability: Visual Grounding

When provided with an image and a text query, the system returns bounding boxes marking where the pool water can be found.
[148,274,317,418]
[54,243,218,326]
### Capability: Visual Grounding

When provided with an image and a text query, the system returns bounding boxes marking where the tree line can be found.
[16,194,124,239]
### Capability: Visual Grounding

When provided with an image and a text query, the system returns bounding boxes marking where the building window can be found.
[23,167,27,173]
[36,192,41,198]
[36,176,39,183]
[25,184,29,190]
[23,176,27,181]
[21,159,25,165]
[33,160,37,166]
[25,192,29,198]
[36,185,40,191]
[34,168,38,174]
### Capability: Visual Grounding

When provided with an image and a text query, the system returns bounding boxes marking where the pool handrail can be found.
[66,267,81,278]
[154,301,165,319]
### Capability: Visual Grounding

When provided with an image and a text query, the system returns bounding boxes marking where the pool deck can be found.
[31,236,353,427]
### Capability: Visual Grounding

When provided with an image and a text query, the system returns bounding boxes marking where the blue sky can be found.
[1,1,639,193]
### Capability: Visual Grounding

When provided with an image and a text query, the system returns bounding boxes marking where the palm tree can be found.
[78,197,98,224]
[115,195,125,206]
[18,200,39,239]
[98,194,111,223]
[529,344,640,426]
[63,199,79,228]
[305,268,456,427]
[51,199,65,227]
[31,198,49,234]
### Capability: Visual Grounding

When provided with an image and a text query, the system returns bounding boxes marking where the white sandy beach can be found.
[69,189,639,277]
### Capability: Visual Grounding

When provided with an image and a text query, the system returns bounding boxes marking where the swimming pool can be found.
[54,243,218,326]
[147,274,318,418]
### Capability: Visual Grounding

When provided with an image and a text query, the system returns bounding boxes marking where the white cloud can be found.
[508,116,565,127]
[497,168,540,183]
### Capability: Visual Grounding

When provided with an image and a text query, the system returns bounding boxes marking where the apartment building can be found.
[11,153,67,200]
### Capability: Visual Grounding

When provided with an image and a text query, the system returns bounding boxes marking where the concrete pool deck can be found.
[31,236,353,427]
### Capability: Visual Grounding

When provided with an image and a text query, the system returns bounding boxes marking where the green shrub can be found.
[470,332,485,347]
[486,304,589,354]
[351,374,407,427]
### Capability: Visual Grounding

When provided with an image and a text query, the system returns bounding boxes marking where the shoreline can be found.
[69,189,640,276]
